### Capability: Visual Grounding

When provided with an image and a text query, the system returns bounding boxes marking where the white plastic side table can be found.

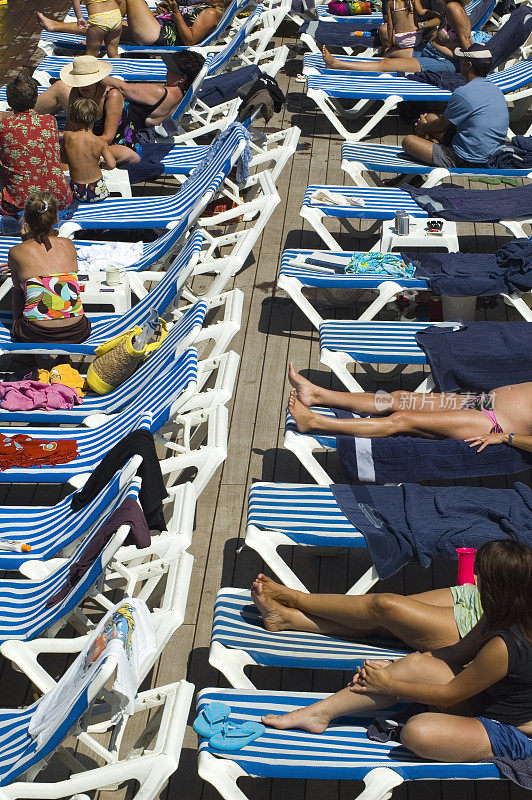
[79,272,131,313]
[377,218,459,253]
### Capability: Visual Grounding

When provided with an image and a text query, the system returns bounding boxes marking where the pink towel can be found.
[0,381,82,412]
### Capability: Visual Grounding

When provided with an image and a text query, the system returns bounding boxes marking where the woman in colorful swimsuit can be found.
[286,363,532,442]
[38,0,230,47]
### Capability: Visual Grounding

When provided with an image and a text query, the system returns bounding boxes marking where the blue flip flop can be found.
[209,720,265,751]
[193,702,231,738]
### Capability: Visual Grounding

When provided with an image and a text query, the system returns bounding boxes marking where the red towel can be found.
[0,433,78,470]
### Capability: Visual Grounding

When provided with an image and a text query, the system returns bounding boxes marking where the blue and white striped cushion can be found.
[280,248,427,289]
[212,589,409,668]
[319,320,428,363]
[285,404,338,449]
[247,482,366,546]
[197,687,500,781]
[302,186,426,218]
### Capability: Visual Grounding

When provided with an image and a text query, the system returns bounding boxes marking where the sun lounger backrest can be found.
[207,5,264,75]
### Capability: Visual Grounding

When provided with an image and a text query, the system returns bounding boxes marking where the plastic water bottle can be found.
[133,308,159,350]
[0,539,31,552]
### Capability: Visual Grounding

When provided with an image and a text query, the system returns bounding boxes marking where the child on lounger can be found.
[262,540,532,768]
[62,98,116,204]
[72,0,125,58]
[287,363,532,443]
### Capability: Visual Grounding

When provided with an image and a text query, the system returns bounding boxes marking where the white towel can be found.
[76,242,144,273]
[309,189,365,207]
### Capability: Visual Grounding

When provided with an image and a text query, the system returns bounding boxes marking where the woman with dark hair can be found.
[38,0,231,48]
[321,0,472,73]
[262,541,532,767]
[6,190,91,345]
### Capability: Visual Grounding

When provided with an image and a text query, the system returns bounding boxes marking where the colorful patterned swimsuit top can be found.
[23,274,84,321]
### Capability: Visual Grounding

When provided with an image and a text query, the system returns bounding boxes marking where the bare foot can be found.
[262,705,331,733]
[37,12,58,31]
[288,390,320,433]
[255,573,300,608]
[321,45,341,70]
[288,362,321,407]
[251,579,292,632]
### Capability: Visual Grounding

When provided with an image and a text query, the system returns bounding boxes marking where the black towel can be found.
[197,65,262,108]
[414,322,532,392]
[71,430,168,531]
[402,182,532,223]
[331,482,532,579]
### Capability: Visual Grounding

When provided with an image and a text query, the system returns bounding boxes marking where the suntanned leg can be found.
[104,25,122,58]
[252,576,460,650]
[401,714,493,761]
[402,134,437,165]
[123,0,162,44]
[288,391,495,440]
[37,13,85,34]
[85,24,106,57]
[321,46,421,72]
[263,651,455,731]
[109,144,141,165]
[288,363,463,413]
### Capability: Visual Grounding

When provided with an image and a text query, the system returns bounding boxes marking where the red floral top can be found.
[0,110,73,214]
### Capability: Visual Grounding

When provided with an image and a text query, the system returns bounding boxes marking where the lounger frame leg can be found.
[300,205,344,250]
[284,430,334,485]
[501,293,532,321]
[320,348,367,392]
[356,281,404,322]
[499,219,530,238]
[209,640,259,689]
[277,275,326,329]
[356,768,404,800]
[245,525,312,591]
[198,751,250,800]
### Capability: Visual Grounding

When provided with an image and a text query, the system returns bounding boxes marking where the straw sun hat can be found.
[59,55,113,87]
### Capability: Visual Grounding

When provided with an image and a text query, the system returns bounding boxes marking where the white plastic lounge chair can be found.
[299,185,532,250]
[0,617,194,800]
[196,687,501,800]
[209,587,410,688]
[304,59,532,142]
[277,247,532,328]
[0,347,237,485]
[340,141,532,187]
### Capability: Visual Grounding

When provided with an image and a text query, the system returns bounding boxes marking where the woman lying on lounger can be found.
[261,540,532,767]
[287,363,532,442]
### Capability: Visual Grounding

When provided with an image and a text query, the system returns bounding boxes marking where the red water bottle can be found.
[456,547,476,585]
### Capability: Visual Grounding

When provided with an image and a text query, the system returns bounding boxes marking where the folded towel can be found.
[402,183,532,223]
[76,242,143,273]
[331,481,532,579]
[487,136,532,169]
[310,189,365,206]
[298,20,379,46]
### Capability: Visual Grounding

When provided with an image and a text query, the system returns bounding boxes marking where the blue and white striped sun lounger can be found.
[36,7,261,81]
[277,247,532,327]
[39,0,250,53]
[305,59,532,142]
[314,0,492,25]
[209,587,409,687]
[0,494,137,644]
[340,141,532,187]
[56,123,249,234]
[299,185,532,249]
[0,231,204,355]
[197,687,500,800]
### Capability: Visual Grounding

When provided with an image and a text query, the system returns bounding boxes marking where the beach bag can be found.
[328,1,371,14]
[86,321,168,395]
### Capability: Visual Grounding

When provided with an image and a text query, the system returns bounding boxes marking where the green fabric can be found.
[450,583,483,638]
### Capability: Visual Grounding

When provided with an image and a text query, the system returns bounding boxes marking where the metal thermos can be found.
[395,210,409,235]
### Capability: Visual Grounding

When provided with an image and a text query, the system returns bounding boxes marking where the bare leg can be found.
[401,713,493,761]
[109,144,141,165]
[287,363,463,413]
[85,24,106,57]
[321,45,421,72]
[37,13,85,34]
[104,25,122,58]
[262,651,455,731]
[402,134,437,165]
[252,576,460,650]
[123,0,163,44]
[288,390,495,440]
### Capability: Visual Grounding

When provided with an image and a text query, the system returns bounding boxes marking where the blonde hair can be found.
[23,190,58,245]
[69,97,99,129]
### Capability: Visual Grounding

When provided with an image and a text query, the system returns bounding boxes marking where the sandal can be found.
[209,720,265,751]
[193,702,231,738]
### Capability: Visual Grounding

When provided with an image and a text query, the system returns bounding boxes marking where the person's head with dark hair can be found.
[456,43,493,79]
[162,51,206,92]
[6,75,39,113]
[476,540,532,641]
[22,189,58,245]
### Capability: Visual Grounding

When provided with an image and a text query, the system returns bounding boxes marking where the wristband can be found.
[508,433,515,446]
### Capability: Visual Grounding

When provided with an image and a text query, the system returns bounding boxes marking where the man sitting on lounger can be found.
[287,363,532,441]
[401,43,509,168]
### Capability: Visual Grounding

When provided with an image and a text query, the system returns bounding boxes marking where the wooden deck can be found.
[1,5,531,800]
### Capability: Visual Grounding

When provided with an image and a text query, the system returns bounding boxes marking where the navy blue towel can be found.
[331,482,532,579]
[197,65,262,108]
[414,322,532,392]
[488,136,532,169]
[406,239,532,295]
[298,20,379,44]
[402,183,532,223]
[407,71,466,91]
[124,143,174,184]
[488,5,532,66]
